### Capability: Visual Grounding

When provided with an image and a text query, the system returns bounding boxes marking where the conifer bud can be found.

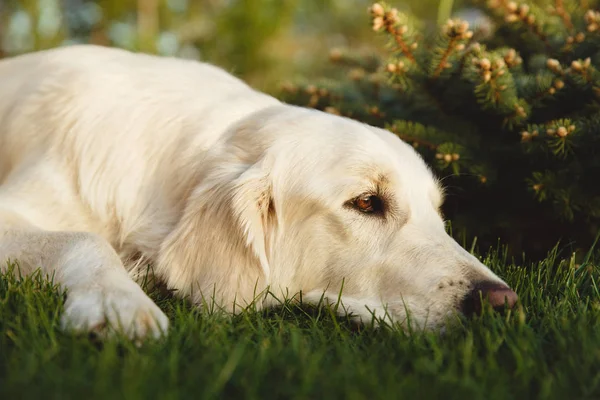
[533,183,543,191]
[585,10,596,22]
[480,176,487,183]
[571,60,583,71]
[388,8,400,23]
[443,154,452,162]
[369,106,381,116]
[435,153,443,159]
[520,131,531,142]
[519,4,530,17]
[568,125,576,133]
[547,128,556,136]
[329,48,343,62]
[548,87,556,94]
[516,106,526,117]
[398,25,408,35]
[372,17,384,31]
[480,58,491,70]
[576,32,586,42]
[483,71,492,82]
[554,79,564,89]
[452,153,460,161]
[455,44,465,51]
[386,63,397,73]
[305,85,318,94]
[557,126,568,137]
[566,36,574,44]
[507,1,518,12]
[526,15,535,25]
[370,3,385,17]
[546,58,561,73]
[504,49,516,62]
[505,14,519,22]
[411,42,418,50]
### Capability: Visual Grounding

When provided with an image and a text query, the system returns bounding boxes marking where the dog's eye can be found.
[353,194,384,214]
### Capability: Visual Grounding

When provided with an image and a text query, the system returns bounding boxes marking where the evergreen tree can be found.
[280,0,600,257]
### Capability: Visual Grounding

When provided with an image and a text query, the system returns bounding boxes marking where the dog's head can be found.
[159,105,517,330]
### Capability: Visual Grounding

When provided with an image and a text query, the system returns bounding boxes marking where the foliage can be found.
[1,0,304,87]
[0,0,447,90]
[280,0,600,257]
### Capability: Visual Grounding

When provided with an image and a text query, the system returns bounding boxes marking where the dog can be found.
[0,45,517,339]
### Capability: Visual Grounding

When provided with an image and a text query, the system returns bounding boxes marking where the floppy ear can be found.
[156,155,275,312]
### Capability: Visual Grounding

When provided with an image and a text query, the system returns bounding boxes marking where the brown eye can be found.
[353,195,383,214]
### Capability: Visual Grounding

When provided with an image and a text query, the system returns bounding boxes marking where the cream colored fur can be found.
[0,45,509,339]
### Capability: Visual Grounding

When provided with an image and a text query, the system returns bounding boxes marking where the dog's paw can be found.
[61,285,169,340]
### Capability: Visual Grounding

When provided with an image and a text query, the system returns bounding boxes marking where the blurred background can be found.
[0,0,454,92]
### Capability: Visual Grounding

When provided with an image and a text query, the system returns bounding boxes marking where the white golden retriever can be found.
[0,45,517,339]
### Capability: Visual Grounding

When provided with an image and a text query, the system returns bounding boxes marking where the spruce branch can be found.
[431,19,474,79]
[546,119,577,157]
[328,48,381,73]
[568,57,599,90]
[283,1,600,249]
[370,3,417,63]
[464,48,528,125]
[517,71,564,106]
[436,142,468,175]
[545,0,575,33]
[484,0,553,51]
[526,120,577,158]
[387,120,455,150]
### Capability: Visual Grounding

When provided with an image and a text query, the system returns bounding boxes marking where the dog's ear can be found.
[156,155,275,311]
[229,157,274,277]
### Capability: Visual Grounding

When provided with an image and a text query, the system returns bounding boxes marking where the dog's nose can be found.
[461,282,518,315]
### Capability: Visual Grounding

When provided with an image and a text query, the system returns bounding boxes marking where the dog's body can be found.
[0,45,516,338]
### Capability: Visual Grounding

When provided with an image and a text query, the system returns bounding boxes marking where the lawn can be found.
[1,244,599,400]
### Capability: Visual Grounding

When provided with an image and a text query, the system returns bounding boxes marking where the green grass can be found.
[1,245,600,400]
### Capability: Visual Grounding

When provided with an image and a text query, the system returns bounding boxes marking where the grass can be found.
[1,244,600,400]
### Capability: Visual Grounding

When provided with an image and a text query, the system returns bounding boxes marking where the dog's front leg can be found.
[0,211,169,339]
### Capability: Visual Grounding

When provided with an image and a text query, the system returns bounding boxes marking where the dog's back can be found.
[0,45,280,239]
[0,45,279,178]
